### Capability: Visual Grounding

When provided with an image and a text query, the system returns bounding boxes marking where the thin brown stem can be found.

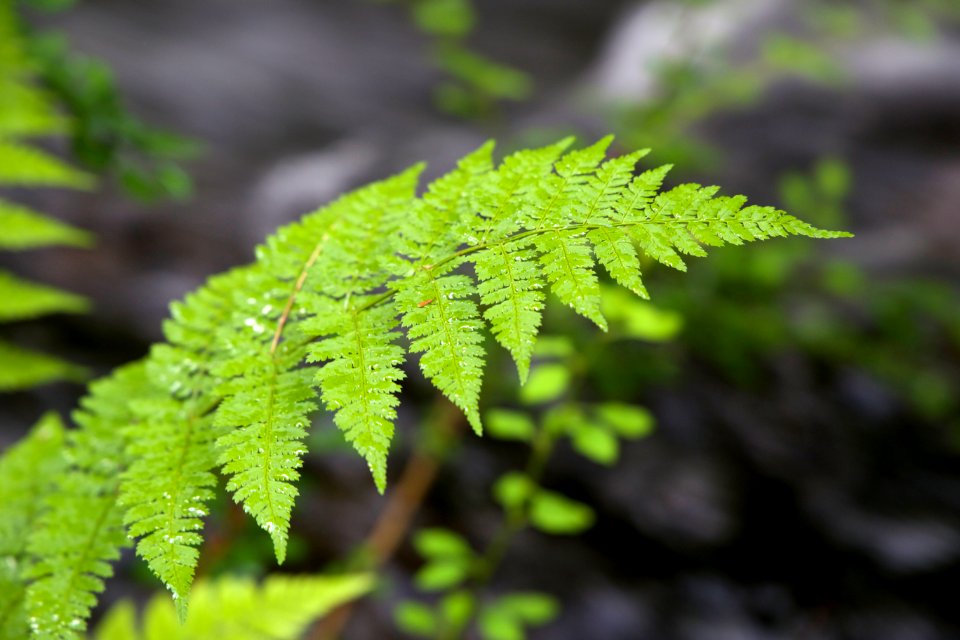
[312,402,465,640]
[270,237,328,354]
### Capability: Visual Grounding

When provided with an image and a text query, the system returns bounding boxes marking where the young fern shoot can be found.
[13,136,849,639]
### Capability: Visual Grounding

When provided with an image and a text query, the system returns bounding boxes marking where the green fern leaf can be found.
[0,4,97,394]
[25,363,149,640]
[535,230,606,330]
[397,267,486,433]
[118,269,251,618]
[525,136,611,230]
[571,149,648,224]
[0,413,65,640]
[0,82,65,138]
[214,338,314,565]
[307,297,405,493]
[0,341,86,391]
[0,143,92,189]
[587,226,649,298]
[473,138,571,244]
[399,144,491,263]
[0,200,92,250]
[93,573,373,640]
[613,164,673,223]
[0,271,88,321]
[211,168,421,560]
[474,238,545,383]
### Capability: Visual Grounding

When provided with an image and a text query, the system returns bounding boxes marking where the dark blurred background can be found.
[2,0,960,638]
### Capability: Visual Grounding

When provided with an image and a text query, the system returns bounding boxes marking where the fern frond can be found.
[212,168,421,559]
[24,363,149,640]
[0,271,88,321]
[40,134,848,627]
[117,269,251,618]
[524,136,612,229]
[0,413,65,640]
[93,573,372,640]
[0,200,92,250]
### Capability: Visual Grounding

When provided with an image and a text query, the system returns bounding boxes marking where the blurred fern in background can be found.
[0,0,92,390]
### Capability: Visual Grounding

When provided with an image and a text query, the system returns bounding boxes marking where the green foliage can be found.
[23,27,198,202]
[0,271,89,321]
[375,0,532,118]
[413,529,474,592]
[92,573,372,640]
[527,491,594,535]
[519,364,570,405]
[25,363,149,639]
[657,157,960,428]
[0,200,92,250]
[478,593,558,640]
[397,296,672,638]
[10,135,844,636]
[0,0,94,391]
[0,341,87,390]
[0,413,65,640]
[600,286,683,341]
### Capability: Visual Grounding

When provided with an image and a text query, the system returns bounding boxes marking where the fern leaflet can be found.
[24,364,149,640]
[0,413,65,640]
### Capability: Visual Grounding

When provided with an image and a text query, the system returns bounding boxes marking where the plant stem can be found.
[435,420,558,640]
[312,400,465,640]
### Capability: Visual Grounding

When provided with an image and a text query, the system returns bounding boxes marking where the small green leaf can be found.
[414,528,472,559]
[492,472,535,510]
[496,592,559,625]
[395,601,438,637]
[519,364,570,405]
[479,608,524,640]
[570,423,619,465]
[412,0,474,37]
[542,403,586,437]
[415,558,471,591]
[486,409,536,441]
[815,158,850,200]
[601,287,682,342]
[441,590,475,628]
[529,491,595,535]
[595,403,654,438]
[531,336,574,358]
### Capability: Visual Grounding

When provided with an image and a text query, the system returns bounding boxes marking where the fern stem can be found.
[312,401,464,640]
[271,235,329,354]
[434,422,558,640]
